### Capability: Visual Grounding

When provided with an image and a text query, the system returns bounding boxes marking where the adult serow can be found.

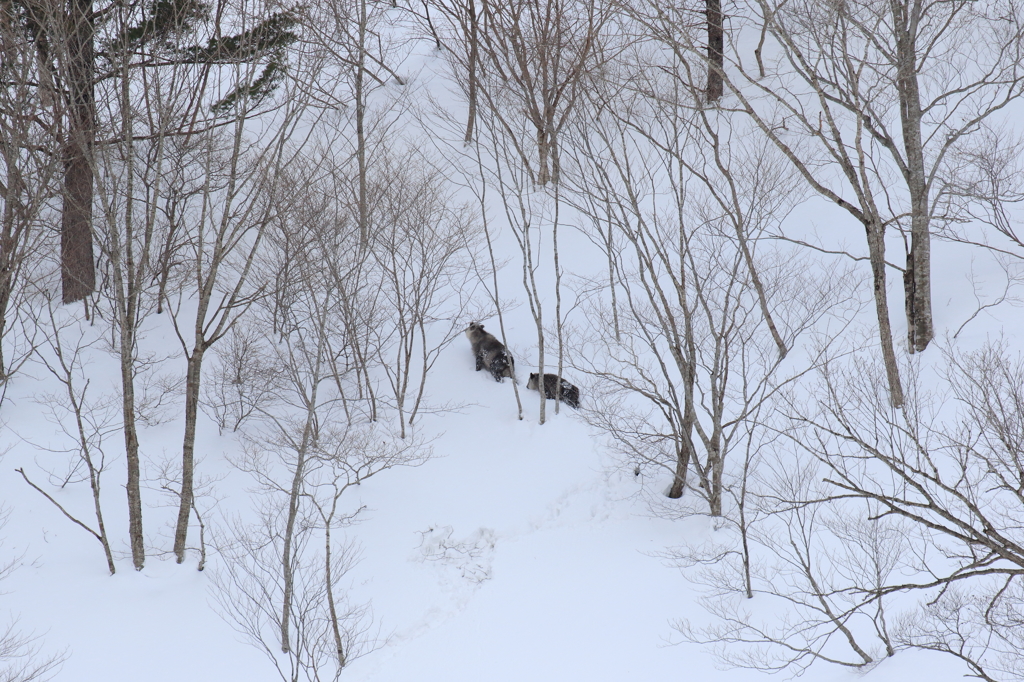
[465,322,514,382]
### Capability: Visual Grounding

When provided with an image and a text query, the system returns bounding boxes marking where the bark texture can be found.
[61,0,97,304]
[706,0,723,101]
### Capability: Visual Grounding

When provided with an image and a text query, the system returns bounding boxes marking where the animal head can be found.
[465,321,484,340]
[527,373,540,389]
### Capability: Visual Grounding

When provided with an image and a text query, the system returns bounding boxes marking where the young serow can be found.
[527,373,580,409]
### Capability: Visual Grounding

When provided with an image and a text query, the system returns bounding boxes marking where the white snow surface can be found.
[3,17,1024,682]
[1,286,996,682]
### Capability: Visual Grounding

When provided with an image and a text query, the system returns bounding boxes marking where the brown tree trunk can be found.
[0,163,19,379]
[705,0,724,102]
[61,0,96,304]
[0,273,11,379]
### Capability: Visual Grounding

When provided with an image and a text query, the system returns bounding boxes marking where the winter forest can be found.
[2,0,1024,680]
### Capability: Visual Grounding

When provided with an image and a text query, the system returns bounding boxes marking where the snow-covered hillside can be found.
[0,321,984,682]
[4,0,1024,680]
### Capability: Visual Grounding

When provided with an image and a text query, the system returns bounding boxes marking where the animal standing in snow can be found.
[465,322,514,382]
[527,373,580,409]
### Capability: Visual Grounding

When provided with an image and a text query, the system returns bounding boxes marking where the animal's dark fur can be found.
[465,322,514,382]
[527,373,580,409]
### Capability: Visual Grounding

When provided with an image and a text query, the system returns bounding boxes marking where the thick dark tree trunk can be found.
[61,0,96,304]
[0,168,19,379]
[0,274,10,379]
[706,0,724,102]
[908,217,932,352]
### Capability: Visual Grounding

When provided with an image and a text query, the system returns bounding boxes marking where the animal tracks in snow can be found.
[415,525,497,586]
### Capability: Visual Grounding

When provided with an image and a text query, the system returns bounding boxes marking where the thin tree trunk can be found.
[739,446,753,598]
[281,361,321,653]
[0,275,11,379]
[754,6,768,78]
[121,334,145,569]
[865,218,905,407]
[709,441,722,515]
[537,127,550,186]
[89,466,115,575]
[553,182,564,414]
[409,318,430,424]
[111,79,146,570]
[173,347,205,563]
[473,140,523,419]
[464,0,479,144]
[62,0,96,304]
[116,223,144,571]
[324,514,347,669]
[280,441,305,653]
[356,0,368,250]
[0,139,27,379]
[605,212,620,342]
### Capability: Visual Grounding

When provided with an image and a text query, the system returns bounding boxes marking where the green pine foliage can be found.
[99,0,298,114]
[113,0,212,53]
[179,10,299,114]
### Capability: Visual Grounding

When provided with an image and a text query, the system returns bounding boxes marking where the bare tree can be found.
[474,0,609,185]
[217,232,430,671]
[300,0,410,248]
[0,508,67,682]
[7,0,301,304]
[0,619,65,682]
[683,340,1024,680]
[560,48,850,509]
[413,0,481,142]
[212,508,375,682]
[201,320,282,434]
[367,152,481,436]
[17,292,118,574]
[163,76,308,565]
[674,458,906,674]
[630,0,1024,405]
[91,24,198,571]
[0,12,55,383]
